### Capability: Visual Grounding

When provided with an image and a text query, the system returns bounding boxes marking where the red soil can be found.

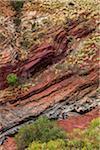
[3,137,17,150]
[58,108,99,132]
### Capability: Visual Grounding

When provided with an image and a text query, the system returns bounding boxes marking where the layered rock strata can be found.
[0,0,99,144]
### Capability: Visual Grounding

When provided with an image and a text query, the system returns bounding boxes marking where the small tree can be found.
[7,73,18,86]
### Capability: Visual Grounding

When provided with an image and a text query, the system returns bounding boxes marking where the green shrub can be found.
[15,117,67,150]
[7,73,18,86]
[67,118,100,150]
[27,139,66,150]
[85,118,100,148]
[47,139,66,150]
[88,118,100,129]
[67,139,95,150]
[78,68,89,76]
[27,141,46,150]
[20,38,30,49]
[13,17,21,26]
[11,1,24,12]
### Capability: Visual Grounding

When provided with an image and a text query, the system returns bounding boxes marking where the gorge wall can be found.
[0,0,99,144]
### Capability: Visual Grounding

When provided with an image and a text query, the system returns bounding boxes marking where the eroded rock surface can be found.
[0,0,99,144]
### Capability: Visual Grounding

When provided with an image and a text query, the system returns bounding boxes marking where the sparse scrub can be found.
[13,17,21,26]
[78,68,90,76]
[11,1,24,31]
[10,1,24,12]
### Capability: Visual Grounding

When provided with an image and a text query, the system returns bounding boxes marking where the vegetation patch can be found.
[7,73,18,86]
[13,17,21,26]
[15,117,100,150]
[27,139,66,150]
[11,1,24,12]
[67,118,100,150]
[15,117,66,150]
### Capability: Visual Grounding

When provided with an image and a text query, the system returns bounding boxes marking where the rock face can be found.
[0,0,99,144]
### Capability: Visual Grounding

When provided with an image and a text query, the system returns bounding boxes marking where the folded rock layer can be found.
[0,0,99,144]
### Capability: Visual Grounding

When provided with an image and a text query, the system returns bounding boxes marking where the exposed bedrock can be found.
[0,14,97,89]
[0,12,99,144]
